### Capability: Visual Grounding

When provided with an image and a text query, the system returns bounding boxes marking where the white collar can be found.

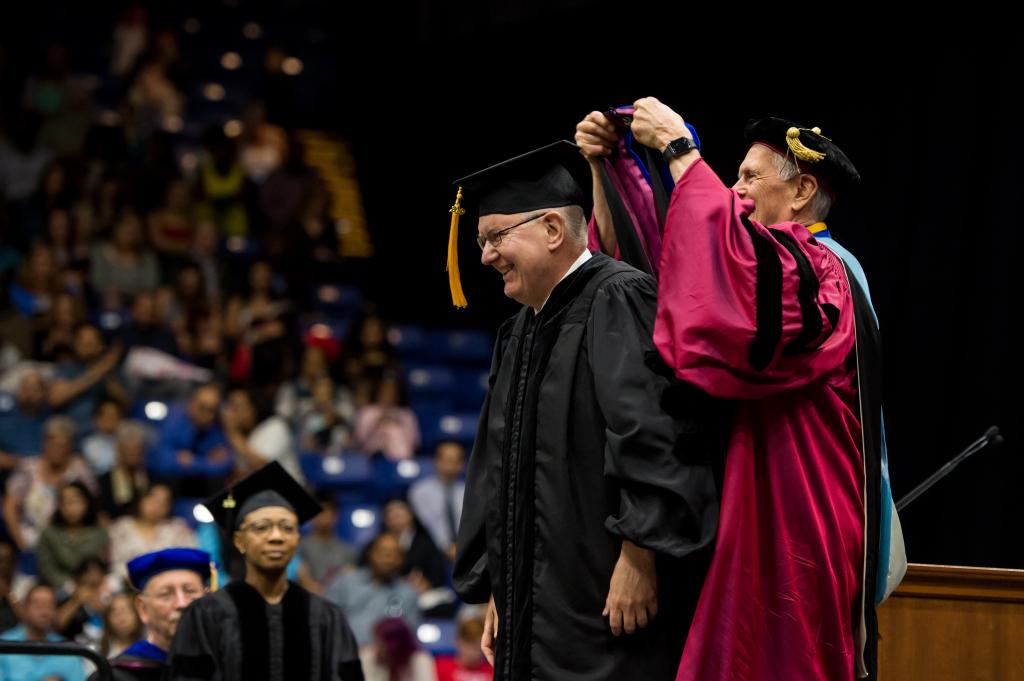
[535,249,593,313]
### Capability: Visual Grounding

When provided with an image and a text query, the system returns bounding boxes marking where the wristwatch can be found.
[662,136,698,163]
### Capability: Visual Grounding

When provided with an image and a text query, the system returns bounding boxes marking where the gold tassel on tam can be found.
[785,127,827,163]
[210,562,219,591]
[448,186,468,308]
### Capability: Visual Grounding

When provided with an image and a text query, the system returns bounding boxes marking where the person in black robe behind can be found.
[448,141,728,681]
[167,461,364,681]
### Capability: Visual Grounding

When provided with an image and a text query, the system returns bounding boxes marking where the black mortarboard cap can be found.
[202,461,321,531]
[454,140,590,216]
[744,117,860,197]
[446,140,590,307]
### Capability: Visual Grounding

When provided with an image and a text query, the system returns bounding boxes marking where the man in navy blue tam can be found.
[89,547,211,681]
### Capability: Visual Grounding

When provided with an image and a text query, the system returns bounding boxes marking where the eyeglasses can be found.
[476,212,547,251]
[143,585,204,604]
[240,520,299,536]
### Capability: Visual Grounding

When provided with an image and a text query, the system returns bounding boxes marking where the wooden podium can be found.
[877,563,1024,680]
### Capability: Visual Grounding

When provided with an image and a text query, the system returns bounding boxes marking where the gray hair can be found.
[116,420,149,444]
[557,205,588,248]
[771,152,833,223]
[43,415,76,440]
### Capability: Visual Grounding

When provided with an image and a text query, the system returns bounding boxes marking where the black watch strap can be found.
[662,136,698,163]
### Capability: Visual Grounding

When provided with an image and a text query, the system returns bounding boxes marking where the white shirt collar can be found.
[535,249,593,313]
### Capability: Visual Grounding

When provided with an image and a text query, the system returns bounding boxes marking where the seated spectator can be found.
[150,383,232,497]
[7,242,62,320]
[97,420,151,521]
[121,290,182,357]
[0,369,50,476]
[352,372,419,461]
[224,260,293,386]
[147,177,194,259]
[298,496,357,590]
[326,533,420,646]
[3,415,97,550]
[240,100,288,185]
[365,498,448,599]
[194,126,249,236]
[274,346,354,450]
[81,398,124,475]
[343,312,397,389]
[0,541,26,633]
[297,375,355,454]
[408,440,466,562]
[0,583,86,681]
[164,264,215,358]
[89,206,161,301]
[275,343,331,419]
[36,481,109,591]
[36,291,84,362]
[55,557,111,646]
[360,617,438,681]
[189,220,222,305]
[48,323,125,435]
[189,310,226,374]
[127,56,184,130]
[434,616,492,681]
[222,387,303,483]
[108,484,196,582]
[44,207,89,274]
[99,591,143,658]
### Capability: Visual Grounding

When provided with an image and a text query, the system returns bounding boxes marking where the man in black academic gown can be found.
[449,141,726,681]
[167,461,364,681]
[90,547,211,681]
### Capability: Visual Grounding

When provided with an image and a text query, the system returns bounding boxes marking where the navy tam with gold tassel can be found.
[744,117,861,198]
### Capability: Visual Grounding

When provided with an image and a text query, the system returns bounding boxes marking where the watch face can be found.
[674,139,694,152]
[665,138,694,159]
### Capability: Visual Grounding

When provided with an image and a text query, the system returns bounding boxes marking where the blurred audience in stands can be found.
[35,481,108,592]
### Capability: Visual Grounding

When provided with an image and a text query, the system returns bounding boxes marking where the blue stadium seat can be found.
[173,498,206,528]
[16,550,38,577]
[430,329,492,363]
[410,401,454,427]
[299,452,374,492]
[92,310,126,333]
[420,412,479,451]
[388,325,431,360]
[313,284,363,315]
[372,456,435,500]
[131,399,177,427]
[453,369,489,412]
[336,503,381,548]
[302,316,352,345]
[416,619,457,656]
[221,235,262,261]
[404,365,455,397]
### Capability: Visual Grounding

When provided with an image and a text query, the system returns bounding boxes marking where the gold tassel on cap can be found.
[448,186,468,308]
[785,126,827,163]
[210,562,219,591]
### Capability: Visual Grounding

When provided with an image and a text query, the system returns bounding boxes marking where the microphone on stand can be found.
[895,426,1004,512]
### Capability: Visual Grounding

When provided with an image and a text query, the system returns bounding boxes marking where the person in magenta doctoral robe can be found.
[577,100,890,681]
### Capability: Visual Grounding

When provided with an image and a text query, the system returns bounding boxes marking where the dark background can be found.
[5,1,1020,568]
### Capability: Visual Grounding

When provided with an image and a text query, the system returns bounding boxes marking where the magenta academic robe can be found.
[655,159,865,681]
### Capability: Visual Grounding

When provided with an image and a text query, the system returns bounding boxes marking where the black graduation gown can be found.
[166,581,364,681]
[453,254,726,681]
